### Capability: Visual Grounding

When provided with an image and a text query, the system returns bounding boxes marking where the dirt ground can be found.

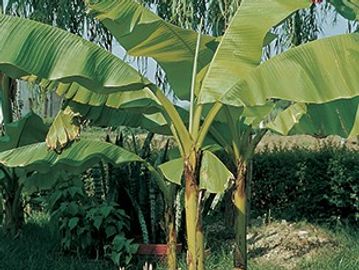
[247,221,338,269]
[207,219,339,270]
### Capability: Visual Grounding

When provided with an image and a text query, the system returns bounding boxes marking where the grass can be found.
[0,213,110,270]
[158,220,359,270]
[1,212,357,270]
[296,228,359,270]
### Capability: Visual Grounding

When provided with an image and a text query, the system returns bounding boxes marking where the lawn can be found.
[1,213,357,270]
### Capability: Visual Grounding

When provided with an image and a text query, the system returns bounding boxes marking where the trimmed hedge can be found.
[251,143,358,224]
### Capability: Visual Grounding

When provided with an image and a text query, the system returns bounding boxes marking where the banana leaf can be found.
[158,151,233,194]
[0,14,150,94]
[268,97,359,138]
[199,0,310,103]
[0,112,48,152]
[67,101,171,135]
[0,138,171,201]
[56,82,161,114]
[220,33,359,107]
[85,0,218,99]
[46,107,81,151]
[0,139,141,174]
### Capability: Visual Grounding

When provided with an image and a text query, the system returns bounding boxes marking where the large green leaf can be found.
[67,101,171,135]
[199,0,310,103]
[45,103,171,151]
[21,172,59,194]
[349,105,359,137]
[268,97,359,138]
[0,139,142,174]
[0,14,149,94]
[0,112,48,152]
[158,152,233,194]
[266,103,307,136]
[242,103,276,127]
[86,0,217,99]
[200,151,233,194]
[158,158,183,185]
[57,82,161,114]
[221,33,359,107]
[0,139,171,201]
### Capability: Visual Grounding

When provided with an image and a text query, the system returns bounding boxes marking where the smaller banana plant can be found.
[0,112,47,236]
[0,116,181,269]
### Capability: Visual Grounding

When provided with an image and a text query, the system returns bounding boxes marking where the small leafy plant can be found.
[106,234,138,267]
[47,175,138,268]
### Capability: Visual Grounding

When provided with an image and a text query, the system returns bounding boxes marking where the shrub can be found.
[47,176,138,268]
[250,143,358,224]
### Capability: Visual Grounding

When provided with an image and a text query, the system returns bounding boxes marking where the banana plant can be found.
[85,1,359,270]
[0,134,182,269]
[0,112,48,236]
[1,1,359,270]
[204,97,359,268]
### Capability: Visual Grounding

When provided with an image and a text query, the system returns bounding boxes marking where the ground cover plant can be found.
[0,0,358,269]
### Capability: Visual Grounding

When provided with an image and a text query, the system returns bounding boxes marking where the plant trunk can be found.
[224,186,236,227]
[232,160,247,270]
[0,74,13,125]
[0,191,3,225]
[3,178,24,237]
[246,160,253,226]
[184,152,204,270]
[165,205,177,270]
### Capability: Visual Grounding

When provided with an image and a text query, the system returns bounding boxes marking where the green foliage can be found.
[86,0,217,100]
[87,132,168,244]
[251,143,359,224]
[6,0,113,49]
[0,112,48,234]
[47,177,138,268]
[326,152,359,222]
[1,212,357,270]
[0,192,3,225]
[108,235,138,267]
[0,112,48,152]
[328,0,359,20]
[0,216,112,270]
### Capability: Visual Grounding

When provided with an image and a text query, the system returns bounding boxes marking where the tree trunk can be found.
[0,74,13,125]
[165,205,177,270]
[246,160,253,226]
[3,178,24,237]
[0,191,3,225]
[184,152,204,270]
[232,160,247,270]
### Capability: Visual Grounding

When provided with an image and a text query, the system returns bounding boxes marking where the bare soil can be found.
[247,221,338,269]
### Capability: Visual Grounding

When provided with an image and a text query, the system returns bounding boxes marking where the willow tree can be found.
[5,0,112,48]
[0,1,359,270]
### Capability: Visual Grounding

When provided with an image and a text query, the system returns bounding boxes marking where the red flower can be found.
[311,0,323,3]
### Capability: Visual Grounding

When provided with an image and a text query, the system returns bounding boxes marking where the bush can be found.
[47,176,138,268]
[251,143,359,224]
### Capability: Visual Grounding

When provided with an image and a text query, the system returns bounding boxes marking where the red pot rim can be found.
[137,243,182,256]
